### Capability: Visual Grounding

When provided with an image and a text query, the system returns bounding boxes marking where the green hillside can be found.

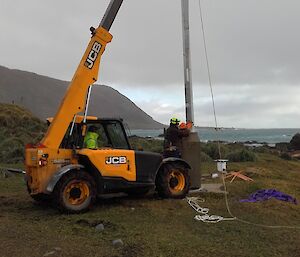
[0,103,46,163]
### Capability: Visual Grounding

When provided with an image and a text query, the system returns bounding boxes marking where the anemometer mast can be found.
[180,0,201,189]
[181,0,194,126]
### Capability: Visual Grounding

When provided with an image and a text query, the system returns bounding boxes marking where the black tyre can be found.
[53,170,96,213]
[156,163,190,199]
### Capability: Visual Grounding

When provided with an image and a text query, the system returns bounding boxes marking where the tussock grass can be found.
[129,136,164,153]
[0,104,299,256]
[1,153,300,257]
[0,104,46,163]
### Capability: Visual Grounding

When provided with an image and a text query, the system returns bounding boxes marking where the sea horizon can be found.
[129,127,300,144]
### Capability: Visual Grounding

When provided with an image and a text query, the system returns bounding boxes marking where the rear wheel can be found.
[156,163,190,198]
[53,170,96,213]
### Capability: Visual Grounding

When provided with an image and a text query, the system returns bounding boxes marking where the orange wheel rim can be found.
[64,180,90,206]
[169,170,185,193]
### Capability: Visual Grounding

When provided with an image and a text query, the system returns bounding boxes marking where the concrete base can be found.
[188,183,227,195]
[181,131,201,189]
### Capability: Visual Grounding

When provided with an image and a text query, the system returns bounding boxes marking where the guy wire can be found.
[197,0,300,229]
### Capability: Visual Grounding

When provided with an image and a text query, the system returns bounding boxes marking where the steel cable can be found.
[197,0,300,229]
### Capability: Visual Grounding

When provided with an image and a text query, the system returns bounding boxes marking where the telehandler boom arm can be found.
[40,0,123,149]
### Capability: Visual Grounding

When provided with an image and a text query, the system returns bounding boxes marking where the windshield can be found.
[60,120,130,150]
[106,122,129,149]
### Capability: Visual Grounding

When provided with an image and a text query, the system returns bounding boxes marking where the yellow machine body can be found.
[24,0,190,213]
[24,19,141,195]
[78,149,137,182]
[26,148,75,194]
[25,145,138,195]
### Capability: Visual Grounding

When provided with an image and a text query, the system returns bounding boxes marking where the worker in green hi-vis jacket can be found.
[84,126,99,149]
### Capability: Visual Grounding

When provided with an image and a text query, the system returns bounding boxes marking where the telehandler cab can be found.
[25,0,191,213]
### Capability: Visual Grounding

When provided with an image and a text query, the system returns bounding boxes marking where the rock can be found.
[95,223,104,232]
[1,170,11,178]
[76,219,90,226]
[53,247,62,252]
[211,173,219,179]
[43,251,56,257]
[112,239,124,247]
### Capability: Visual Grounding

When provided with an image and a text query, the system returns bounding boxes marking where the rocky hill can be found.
[0,65,163,129]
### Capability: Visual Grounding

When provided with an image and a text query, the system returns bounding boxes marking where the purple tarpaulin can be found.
[240,189,297,205]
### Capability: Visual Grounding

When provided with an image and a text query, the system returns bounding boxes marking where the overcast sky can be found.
[1,0,300,128]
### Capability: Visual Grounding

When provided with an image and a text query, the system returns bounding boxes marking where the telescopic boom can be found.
[40,0,123,149]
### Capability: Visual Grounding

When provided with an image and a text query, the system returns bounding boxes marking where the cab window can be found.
[106,122,129,149]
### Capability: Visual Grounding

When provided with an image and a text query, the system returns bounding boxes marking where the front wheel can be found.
[155,163,190,199]
[53,170,96,213]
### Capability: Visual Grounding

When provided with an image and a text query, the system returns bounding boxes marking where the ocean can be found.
[129,128,300,144]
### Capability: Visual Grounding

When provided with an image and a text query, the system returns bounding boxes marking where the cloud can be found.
[1,0,300,128]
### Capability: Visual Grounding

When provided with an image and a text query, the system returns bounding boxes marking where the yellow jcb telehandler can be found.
[25,0,191,213]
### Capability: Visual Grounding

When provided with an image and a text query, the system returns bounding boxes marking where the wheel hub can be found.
[169,170,185,193]
[69,187,82,199]
[64,181,90,206]
[169,177,179,188]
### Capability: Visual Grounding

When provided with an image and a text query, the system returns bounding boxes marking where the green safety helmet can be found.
[170,117,180,125]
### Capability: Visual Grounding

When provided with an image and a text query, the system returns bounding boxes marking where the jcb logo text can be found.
[85,41,102,69]
[105,156,127,165]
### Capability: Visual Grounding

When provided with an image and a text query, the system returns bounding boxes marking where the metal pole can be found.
[80,85,93,137]
[180,0,201,189]
[83,85,93,124]
[181,0,194,125]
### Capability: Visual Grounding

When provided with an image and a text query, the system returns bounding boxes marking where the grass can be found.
[0,104,299,256]
[1,153,300,257]
[0,103,46,163]
[128,136,164,153]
